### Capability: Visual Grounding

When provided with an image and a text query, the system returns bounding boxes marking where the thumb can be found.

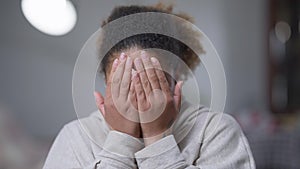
[173,81,183,111]
[94,91,105,117]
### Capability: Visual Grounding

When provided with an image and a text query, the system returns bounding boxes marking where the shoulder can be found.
[175,102,245,143]
[203,112,241,133]
[173,103,239,143]
[192,109,255,168]
[57,111,108,151]
[50,111,108,165]
[44,112,105,168]
[61,110,109,145]
[194,109,243,142]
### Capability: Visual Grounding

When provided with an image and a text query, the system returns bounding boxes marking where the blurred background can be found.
[0,0,299,168]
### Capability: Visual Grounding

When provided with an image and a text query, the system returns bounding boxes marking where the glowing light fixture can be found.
[275,21,291,44]
[21,0,77,36]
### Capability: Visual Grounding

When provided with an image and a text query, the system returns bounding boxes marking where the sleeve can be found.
[43,126,144,169]
[134,114,255,169]
[95,131,144,169]
[43,126,82,169]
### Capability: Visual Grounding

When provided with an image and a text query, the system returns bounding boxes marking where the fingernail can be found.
[120,53,126,61]
[113,58,119,67]
[150,57,157,63]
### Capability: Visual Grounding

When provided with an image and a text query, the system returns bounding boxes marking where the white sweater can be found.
[43,104,255,169]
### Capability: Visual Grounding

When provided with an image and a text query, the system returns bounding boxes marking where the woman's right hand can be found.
[133,53,182,145]
[94,53,141,138]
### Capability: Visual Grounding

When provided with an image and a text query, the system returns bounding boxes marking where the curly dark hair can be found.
[98,3,204,80]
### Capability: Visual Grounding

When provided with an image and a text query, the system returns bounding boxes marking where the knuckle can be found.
[159,77,168,84]
[143,80,150,88]
[157,74,164,81]
[149,73,158,81]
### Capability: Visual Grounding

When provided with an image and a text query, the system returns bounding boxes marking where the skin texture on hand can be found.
[94,51,183,145]
[133,52,183,144]
[94,53,141,138]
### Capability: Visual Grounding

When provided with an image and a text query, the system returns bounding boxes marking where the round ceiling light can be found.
[21,0,77,36]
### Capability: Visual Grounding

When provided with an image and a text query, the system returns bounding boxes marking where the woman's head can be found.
[98,3,204,82]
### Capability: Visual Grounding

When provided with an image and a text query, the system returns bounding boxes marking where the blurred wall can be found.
[0,0,268,138]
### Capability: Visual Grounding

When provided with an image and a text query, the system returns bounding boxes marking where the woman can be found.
[43,3,255,169]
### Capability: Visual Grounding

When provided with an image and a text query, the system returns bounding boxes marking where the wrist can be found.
[108,123,141,138]
[103,131,144,157]
[143,127,173,146]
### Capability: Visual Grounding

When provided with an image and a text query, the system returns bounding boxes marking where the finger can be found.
[107,58,119,84]
[134,57,151,96]
[129,72,137,109]
[141,52,160,90]
[150,57,171,94]
[106,58,119,98]
[112,53,127,98]
[133,71,148,112]
[94,91,106,116]
[120,56,133,97]
[131,69,136,80]
[173,81,183,111]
